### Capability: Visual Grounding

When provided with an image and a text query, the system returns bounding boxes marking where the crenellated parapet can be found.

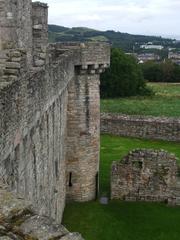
[75,63,109,75]
[49,42,110,66]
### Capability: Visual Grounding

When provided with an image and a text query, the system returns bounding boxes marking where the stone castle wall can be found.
[0,50,75,222]
[111,149,180,204]
[0,0,110,223]
[101,113,180,142]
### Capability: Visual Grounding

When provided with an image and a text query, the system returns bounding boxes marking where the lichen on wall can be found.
[0,183,84,240]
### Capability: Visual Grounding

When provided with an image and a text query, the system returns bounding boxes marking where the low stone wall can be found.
[0,183,84,240]
[101,113,180,142]
[111,149,180,205]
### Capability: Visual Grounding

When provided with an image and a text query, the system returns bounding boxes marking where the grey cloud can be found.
[33,0,180,36]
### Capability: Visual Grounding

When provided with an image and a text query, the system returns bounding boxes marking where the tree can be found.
[141,61,162,82]
[141,60,180,83]
[100,48,149,98]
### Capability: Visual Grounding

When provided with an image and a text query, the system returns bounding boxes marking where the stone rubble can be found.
[0,183,84,240]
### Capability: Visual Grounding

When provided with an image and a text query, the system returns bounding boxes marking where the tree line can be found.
[141,61,180,83]
[100,48,180,98]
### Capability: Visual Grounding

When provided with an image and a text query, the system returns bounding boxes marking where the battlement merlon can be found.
[32,2,48,67]
[48,42,111,74]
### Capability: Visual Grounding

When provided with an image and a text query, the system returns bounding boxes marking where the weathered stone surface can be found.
[0,0,110,225]
[6,62,21,69]
[34,59,45,66]
[111,149,180,204]
[19,215,68,240]
[0,183,33,221]
[101,113,180,142]
[4,69,19,75]
[66,73,100,202]
[0,237,13,240]
[32,2,48,67]
[0,185,84,240]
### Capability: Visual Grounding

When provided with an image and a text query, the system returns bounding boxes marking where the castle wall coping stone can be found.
[101,113,180,123]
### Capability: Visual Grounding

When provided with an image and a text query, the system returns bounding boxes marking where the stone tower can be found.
[66,45,109,201]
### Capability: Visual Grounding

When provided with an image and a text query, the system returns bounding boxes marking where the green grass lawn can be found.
[101,83,180,117]
[63,135,180,240]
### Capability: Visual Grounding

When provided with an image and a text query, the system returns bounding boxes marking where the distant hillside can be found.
[48,24,175,52]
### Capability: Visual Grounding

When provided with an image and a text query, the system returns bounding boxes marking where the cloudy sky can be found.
[35,0,180,38]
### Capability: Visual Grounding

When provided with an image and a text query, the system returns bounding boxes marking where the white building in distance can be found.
[140,44,164,50]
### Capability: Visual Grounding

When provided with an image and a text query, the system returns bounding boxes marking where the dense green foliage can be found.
[63,135,180,240]
[101,83,180,117]
[141,61,180,82]
[100,48,150,98]
[48,24,174,52]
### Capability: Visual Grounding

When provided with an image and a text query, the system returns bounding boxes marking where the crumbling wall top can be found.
[111,149,180,204]
[32,1,48,8]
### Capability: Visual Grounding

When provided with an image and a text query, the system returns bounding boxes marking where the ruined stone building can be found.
[0,0,110,224]
[111,149,180,205]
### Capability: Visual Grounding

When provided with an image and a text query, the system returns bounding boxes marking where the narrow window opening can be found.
[69,172,73,187]
[96,172,99,199]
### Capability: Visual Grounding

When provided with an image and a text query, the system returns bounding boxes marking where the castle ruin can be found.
[111,149,180,205]
[0,0,110,223]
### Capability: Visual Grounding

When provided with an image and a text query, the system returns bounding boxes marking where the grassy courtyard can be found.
[63,135,180,240]
[101,83,180,117]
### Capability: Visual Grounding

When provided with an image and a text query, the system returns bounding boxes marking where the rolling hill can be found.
[48,24,176,52]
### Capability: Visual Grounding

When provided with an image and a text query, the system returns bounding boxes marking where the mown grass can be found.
[63,201,180,240]
[101,83,180,117]
[63,135,180,240]
[149,83,180,98]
